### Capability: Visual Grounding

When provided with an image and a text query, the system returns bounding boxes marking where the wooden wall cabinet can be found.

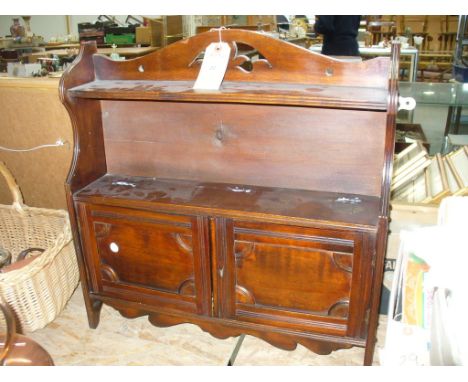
[60,30,399,365]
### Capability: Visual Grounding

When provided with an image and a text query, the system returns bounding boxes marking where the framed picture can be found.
[392,171,431,204]
[443,156,466,196]
[425,154,450,203]
[445,147,468,196]
[392,141,431,191]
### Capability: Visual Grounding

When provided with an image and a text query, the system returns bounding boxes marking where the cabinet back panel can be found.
[101,101,386,196]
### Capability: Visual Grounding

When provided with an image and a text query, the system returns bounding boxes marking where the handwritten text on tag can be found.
[193,42,231,90]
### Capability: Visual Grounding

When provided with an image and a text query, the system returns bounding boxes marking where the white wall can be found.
[0,15,159,42]
[0,15,68,41]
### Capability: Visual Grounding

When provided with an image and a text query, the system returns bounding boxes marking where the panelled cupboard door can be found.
[213,219,371,338]
[75,203,212,316]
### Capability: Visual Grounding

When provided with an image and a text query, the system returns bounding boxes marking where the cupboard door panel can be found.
[234,240,353,315]
[94,221,194,293]
[216,220,367,336]
[76,203,211,315]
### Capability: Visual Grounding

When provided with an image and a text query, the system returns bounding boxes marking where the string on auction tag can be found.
[193,27,231,91]
[215,26,226,45]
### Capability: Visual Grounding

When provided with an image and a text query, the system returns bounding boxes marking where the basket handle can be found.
[0,299,17,365]
[0,161,25,213]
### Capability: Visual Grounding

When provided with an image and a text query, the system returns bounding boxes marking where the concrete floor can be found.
[27,287,388,366]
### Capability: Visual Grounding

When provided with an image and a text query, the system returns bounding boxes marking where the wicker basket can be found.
[0,161,79,332]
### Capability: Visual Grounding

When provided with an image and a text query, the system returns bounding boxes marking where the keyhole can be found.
[138,65,144,73]
[325,67,334,77]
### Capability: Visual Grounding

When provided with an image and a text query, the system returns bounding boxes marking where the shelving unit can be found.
[60,29,399,365]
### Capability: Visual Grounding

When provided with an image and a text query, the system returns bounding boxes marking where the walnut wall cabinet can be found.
[60,30,399,365]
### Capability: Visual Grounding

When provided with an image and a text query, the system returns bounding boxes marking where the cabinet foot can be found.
[84,296,103,329]
[363,341,375,366]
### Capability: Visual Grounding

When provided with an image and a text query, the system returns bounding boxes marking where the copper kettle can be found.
[0,300,54,366]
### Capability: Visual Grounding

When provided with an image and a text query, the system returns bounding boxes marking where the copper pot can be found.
[0,301,54,366]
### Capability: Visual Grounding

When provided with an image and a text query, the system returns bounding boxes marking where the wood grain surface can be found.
[101,101,387,197]
[74,174,381,230]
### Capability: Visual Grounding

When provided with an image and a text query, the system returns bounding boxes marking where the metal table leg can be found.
[410,50,419,82]
[227,334,246,366]
[442,106,463,154]
[441,106,454,153]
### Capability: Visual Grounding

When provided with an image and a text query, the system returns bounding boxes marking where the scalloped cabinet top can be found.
[63,29,393,110]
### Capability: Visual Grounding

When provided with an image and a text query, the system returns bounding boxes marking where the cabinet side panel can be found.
[102,101,386,197]
[60,42,107,194]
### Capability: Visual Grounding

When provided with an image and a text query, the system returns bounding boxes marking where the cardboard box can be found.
[136,26,151,45]
[147,16,184,47]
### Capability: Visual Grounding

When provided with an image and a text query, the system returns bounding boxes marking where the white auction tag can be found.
[193,42,231,90]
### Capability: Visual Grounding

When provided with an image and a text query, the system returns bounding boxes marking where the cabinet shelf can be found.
[68,80,388,110]
[74,174,380,230]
